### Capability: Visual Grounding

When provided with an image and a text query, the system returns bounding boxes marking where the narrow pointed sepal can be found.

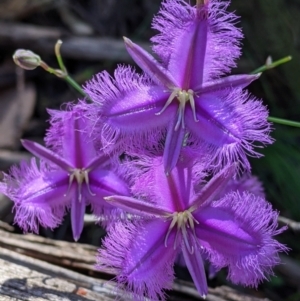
[1,158,69,233]
[186,88,273,172]
[71,189,86,241]
[195,73,261,95]
[182,237,208,298]
[105,195,170,218]
[163,120,186,174]
[190,164,236,211]
[86,154,109,171]
[98,220,177,301]
[124,37,178,89]
[21,139,71,171]
[87,168,130,219]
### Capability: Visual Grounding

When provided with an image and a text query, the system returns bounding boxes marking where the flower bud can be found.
[13,49,41,70]
[265,56,273,66]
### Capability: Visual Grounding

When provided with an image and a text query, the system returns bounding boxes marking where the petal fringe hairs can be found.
[0,0,287,300]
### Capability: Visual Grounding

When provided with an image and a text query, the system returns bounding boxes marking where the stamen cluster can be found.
[66,168,95,201]
[165,209,199,253]
[156,88,198,130]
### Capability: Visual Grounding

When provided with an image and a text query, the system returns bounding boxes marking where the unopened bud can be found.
[13,49,41,70]
[265,56,273,66]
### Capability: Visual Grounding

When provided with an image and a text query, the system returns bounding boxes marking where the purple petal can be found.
[124,37,178,89]
[187,91,243,146]
[186,89,272,171]
[21,139,72,171]
[87,169,130,219]
[68,109,97,167]
[131,156,196,212]
[84,66,175,151]
[194,74,261,94]
[102,219,178,300]
[165,9,208,88]
[194,192,288,287]
[45,107,97,167]
[2,158,70,233]
[86,154,109,171]
[208,264,220,280]
[182,237,208,298]
[163,119,186,174]
[89,168,129,197]
[151,0,198,64]
[70,187,86,241]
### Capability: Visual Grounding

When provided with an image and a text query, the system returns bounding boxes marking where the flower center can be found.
[156,88,199,131]
[64,168,95,201]
[164,209,199,254]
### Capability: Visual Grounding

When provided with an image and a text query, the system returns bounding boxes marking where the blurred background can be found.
[0,0,299,300]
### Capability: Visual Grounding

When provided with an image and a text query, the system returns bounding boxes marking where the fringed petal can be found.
[45,107,98,167]
[84,65,175,153]
[86,168,130,222]
[2,158,70,233]
[194,191,288,287]
[130,156,198,212]
[14,201,65,234]
[105,195,170,218]
[89,168,129,195]
[186,89,273,172]
[163,119,186,175]
[98,220,177,301]
[152,0,243,82]
[21,139,71,171]
[223,174,265,198]
[195,73,261,94]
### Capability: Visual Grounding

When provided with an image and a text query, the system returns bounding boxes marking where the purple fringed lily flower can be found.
[84,0,272,173]
[97,158,287,300]
[0,107,129,240]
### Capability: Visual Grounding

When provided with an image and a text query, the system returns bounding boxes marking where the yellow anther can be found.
[164,210,199,254]
[156,88,198,131]
[64,168,95,201]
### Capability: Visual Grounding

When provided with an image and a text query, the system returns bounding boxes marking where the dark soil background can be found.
[0,1,299,301]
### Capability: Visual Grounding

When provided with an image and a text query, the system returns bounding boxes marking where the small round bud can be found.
[13,49,41,70]
[265,56,273,66]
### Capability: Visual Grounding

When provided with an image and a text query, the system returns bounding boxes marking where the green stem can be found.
[65,75,87,98]
[55,40,67,73]
[54,40,91,100]
[268,116,300,128]
[251,56,292,74]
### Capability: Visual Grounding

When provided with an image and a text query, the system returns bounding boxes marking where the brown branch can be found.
[0,22,150,62]
[0,227,271,301]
